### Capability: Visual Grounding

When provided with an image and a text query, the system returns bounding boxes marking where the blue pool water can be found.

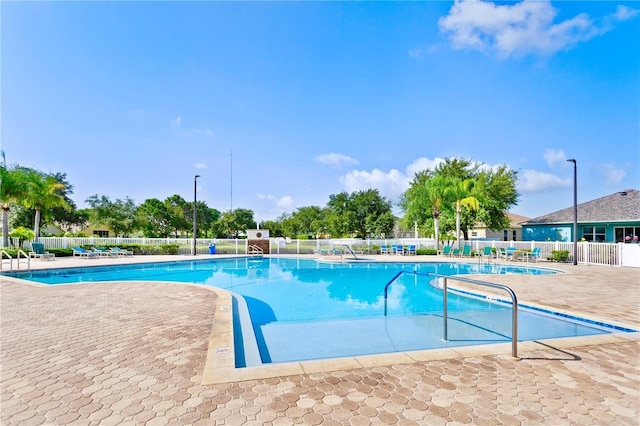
[7,257,633,366]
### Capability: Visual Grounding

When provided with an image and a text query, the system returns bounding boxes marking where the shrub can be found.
[9,227,35,247]
[417,249,438,256]
[160,244,180,255]
[548,250,570,262]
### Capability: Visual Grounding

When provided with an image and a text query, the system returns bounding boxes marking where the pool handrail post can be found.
[428,272,519,358]
[443,277,448,342]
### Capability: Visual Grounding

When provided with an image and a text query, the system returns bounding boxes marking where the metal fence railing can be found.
[14,237,640,268]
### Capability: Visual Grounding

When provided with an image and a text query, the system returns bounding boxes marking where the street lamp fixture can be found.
[193,175,201,256]
[566,159,577,266]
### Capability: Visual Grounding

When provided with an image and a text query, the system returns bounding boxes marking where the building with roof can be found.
[469,212,531,241]
[521,189,640,243]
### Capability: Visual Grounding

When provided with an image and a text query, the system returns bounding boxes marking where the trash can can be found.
[208,244,216,254]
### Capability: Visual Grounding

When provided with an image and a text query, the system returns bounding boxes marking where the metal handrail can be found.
[247,244,263,255]
[17,249,31,271]
[341,244,360,260]
[383,270,519,358]
[0,250,12,272]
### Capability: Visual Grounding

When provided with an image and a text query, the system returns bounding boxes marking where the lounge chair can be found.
[479,246,492,261]
[73,247,99,258]
[440,245,452,256]
[406,245,417,255]
[93,247,117,257]
[452,247,461,257]
[522,247,542,262]
[461,245,472,257]
[380,245,389,255]
[29,242,55,261]
[314,248,328,256]
[109,247,134,256]
[497,248,507,260]
[390,244,398,255]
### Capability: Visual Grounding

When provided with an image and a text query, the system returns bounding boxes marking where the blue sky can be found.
[2,1,639,222]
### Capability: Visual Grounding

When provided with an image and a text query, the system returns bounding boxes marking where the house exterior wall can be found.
[81,225,114,238]
[523,221,640,242]
[470,227,522,241]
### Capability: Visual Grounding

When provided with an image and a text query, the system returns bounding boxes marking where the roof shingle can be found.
[523,189,640,225]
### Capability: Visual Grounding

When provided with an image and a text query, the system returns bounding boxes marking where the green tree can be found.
[0,166,29,247]
[11,172,86,234]
[86,195,139,237]
[400,173,452,249]
[350,189,394,238]
[48,172,87,232]
[137,198,173,237]
[289,206,325,237]
[450,178,480,247]
[190,201,220,238]
[259,219,284,237]
[164,195,190,237]
[325,192,355,237]
[21,169,71,238]
[401,158,519,246]
[325,190,393,238]
[217,208,256,238]
[474,165,519,231]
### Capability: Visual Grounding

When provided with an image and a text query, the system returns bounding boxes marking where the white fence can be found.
[25,237,640,268]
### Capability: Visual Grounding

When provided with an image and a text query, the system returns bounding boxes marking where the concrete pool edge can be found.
[202,285,640,385]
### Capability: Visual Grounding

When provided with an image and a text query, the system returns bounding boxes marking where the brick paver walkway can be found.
[1,256,639,425]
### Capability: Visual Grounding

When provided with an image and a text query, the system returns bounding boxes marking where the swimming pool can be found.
[7,257,634,366]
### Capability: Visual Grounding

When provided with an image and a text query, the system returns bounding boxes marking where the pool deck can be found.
[1,254,639,425]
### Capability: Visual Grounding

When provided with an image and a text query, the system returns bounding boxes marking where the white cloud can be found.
[192,128,215,139]
[543,148,566,168]
[257,193,295,209]
[613,5,639,21]
[170,117,215,139]
[518,169,571,193]
[338,157,446,202]
[314,153,359,168]
[195,163,207,169]
[408,48,425,58]
[438,0,637,58]
[597,162,627,185]
[405,157,445,178]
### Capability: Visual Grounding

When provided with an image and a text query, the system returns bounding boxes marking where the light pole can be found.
[567,159,577,265]
[193,175,201,256]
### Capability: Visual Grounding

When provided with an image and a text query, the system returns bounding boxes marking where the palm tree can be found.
[451,178,480,249]
[424,175,453,251]
[0,166,28,247]
[21,170,71,239]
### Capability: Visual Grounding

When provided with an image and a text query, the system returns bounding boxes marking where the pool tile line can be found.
[450,286,638,333]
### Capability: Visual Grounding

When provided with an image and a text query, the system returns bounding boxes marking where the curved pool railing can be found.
[383,270,519,357]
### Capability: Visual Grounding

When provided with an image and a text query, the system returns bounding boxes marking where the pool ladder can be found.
[0,249,31,272]
[383,271,519,358]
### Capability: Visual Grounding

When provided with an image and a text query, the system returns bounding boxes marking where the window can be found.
[582,226,606,242]
[503,230,508,241]
[93,230,109,238]
[615,226,640,243]
[512,230,517,241]
[471,231,478,237]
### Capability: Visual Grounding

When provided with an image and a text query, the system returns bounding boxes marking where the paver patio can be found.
[1,255,639,425]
